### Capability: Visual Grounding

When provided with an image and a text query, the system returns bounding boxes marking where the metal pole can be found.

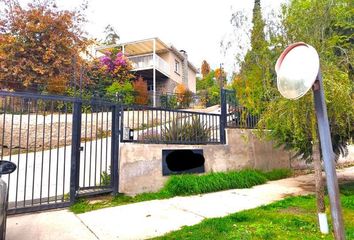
[313,71,345,240]
[111,105,120,194]
[153,39,156,107]
[70,100,82,203]
[220,89,227,144]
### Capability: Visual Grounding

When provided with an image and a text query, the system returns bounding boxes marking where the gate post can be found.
[70,100,82,203]
[220,89,227,144]
[111,105,120,195]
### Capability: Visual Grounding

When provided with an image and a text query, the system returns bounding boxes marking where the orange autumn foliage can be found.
[175,83,193,108]
[214,68,227,87]
[201,60,210,78]
[0,0,91,93]
[175,83,187,103]
[133,76,148,105]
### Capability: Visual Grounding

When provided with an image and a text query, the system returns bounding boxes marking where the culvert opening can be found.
[162,149,205,176]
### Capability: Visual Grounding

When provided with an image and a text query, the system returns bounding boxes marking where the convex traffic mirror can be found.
[275,42,320,99]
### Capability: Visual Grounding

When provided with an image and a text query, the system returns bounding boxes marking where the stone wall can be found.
[119,128,291,195]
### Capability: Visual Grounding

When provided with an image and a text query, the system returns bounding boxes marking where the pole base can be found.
[318,212,329,234]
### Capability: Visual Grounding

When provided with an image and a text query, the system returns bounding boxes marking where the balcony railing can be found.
[128,54,170,77]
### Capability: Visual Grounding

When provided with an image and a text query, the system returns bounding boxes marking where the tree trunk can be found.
[313,141,328,234]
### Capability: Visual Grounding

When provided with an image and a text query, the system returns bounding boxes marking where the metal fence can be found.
[77,99,119,197]
[221,89,259,129]
[0,89,259,214]
[0,92,75,213]
[121,105,223,145]
[0,91,119,214]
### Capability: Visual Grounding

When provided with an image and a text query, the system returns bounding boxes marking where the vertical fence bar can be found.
[105,110,109,174]
[39,101,46,205]
[70,100,82,203]
[24,99,31,206]
[55,102,61,202]
[120,106,124,143]
[15,98,23,207]
[99,106,104,185]
[111,105,119,194]
[83,107,88,187]
[220,90,227,144]
[31,100,38,205]
[47,101,54,204]
[89,110,93,186]
[94,107,98,186]
[0,96,6,161]
[62,102,68,202]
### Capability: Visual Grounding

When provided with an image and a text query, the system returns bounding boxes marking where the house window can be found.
[174,60,180,74]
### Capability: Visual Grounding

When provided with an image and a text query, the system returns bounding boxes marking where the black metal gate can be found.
[0,91,120,214]
[74,100,119,198]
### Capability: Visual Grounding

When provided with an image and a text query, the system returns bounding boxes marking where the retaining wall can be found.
[118,128,292,195]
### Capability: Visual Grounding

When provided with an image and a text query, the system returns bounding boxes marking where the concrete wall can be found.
[159,51,183,85]
[158,51,196,93]
[188,67,196,93]
[119,128,291,195]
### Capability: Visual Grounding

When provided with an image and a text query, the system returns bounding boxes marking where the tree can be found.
[201,60,210,78]
[133,76,148,105]
[235,0,274,115]
[266,0,354,160]
[0,0,91,94]
[214,67,227,87]
[175,83,192,108]
[89,49,134,97]
[256,0,353,234]
[103,24,120,45]
[196,70,220,107]
[225,0,352,234]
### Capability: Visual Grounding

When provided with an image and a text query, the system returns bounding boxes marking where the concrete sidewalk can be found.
[6,166,354,240]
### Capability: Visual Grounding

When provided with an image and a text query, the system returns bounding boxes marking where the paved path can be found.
[6,166,354,240]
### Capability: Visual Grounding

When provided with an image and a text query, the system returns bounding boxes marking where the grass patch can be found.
[70,191,173,214]
[164,169,268,196]
[261,168,292,181]
[70,168,292,214]
[152,182,354,240]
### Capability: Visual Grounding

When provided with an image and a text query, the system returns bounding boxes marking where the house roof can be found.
[96,37,199,73]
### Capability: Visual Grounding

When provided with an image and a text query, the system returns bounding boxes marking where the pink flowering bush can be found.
[97,50,133,80]
[89,49,135,99]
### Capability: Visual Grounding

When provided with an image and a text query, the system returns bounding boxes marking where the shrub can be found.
[105,80,135,104]
[181,89,193,108]
[160,94,178,109]
[88,49,135,98]
[163,116,211,142]
[138,129,161,142]
[175,84,193,108]
[100,166,111,186]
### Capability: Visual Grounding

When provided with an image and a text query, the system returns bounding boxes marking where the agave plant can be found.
[163,115,211,143]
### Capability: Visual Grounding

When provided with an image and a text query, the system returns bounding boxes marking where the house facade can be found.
[96,38,198,106]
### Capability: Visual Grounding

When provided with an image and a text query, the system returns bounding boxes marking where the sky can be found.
[19,0,286,78]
